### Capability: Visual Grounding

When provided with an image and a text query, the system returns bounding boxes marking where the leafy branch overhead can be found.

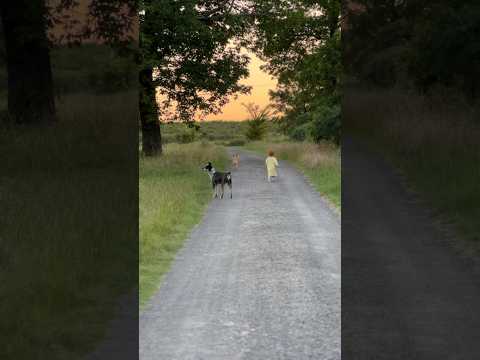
[140,0,252,123]
[48,0,138,45]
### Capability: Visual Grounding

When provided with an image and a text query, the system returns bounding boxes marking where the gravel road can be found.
[140,148,341,360]
[342,138,480,359]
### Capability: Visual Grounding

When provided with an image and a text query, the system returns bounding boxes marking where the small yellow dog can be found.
[232,154,240,169]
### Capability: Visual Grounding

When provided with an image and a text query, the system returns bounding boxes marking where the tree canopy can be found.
[140,0,251,123]
[346,0,480,100]
[250,0,342,143]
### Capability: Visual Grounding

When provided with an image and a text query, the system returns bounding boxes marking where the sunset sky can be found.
[204,51,277,121]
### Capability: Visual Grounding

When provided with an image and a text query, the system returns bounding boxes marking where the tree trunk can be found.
[139,67,162,156]
[141,116,162,156]
[0,1,56,124]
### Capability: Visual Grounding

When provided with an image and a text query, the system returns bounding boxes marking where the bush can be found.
[245,119,267,141]
[243,103,271,141]
[290,123,311,142]
[311,104,341,145]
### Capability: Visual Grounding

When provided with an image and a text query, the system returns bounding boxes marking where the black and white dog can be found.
[202,162,233,199]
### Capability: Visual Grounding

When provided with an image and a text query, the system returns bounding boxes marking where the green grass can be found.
[139,142,228,307]
[245,141,341,209]
[0,43,137,359]
[0,91,138,359]
[345,87,480,254]
[161,120,285,146]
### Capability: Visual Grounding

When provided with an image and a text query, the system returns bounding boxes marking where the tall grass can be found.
[139,142,228,307]
[246,141,341,209]
[161,120,285,146]
[344,87,480,252]
[0,92,138,359]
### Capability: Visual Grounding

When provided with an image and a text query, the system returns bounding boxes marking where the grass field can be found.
[161,120,285,146]
[0,92,137,359]
[345,87,480,254]
[139,142,229,307]
[245,141,341,209]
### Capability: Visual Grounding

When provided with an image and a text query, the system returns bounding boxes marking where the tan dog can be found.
[232,154,240,169]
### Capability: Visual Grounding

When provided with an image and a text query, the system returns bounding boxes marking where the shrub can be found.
[311,104,341,145]
[243,103,271,141]
[245,119,267,141]
[290,123,312,142]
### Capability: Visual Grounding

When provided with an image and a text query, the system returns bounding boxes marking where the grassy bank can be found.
[139,142,228,307]
[0,92,137,359]
[245,141,341,209]
[345,88,480,254]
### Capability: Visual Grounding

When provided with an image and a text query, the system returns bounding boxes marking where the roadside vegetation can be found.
[139,143,228,307]
[345,88,480,254]
[0,91,137,360]
[345,2,480,255]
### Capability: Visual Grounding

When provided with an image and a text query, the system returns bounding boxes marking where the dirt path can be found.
[140,148,341,360]
[342,138,480,359]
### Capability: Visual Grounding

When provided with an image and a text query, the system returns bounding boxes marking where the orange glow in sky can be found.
[204,51,277,121]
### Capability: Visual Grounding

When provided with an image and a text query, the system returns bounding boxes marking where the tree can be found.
[139,0,251,155]
[139,66,161,155]
[1,1,55,124]
[346,0,480,99]
[251,0,342,143]
[0,0,137,124]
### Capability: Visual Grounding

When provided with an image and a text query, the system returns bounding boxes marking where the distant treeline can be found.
[345,0,480,101]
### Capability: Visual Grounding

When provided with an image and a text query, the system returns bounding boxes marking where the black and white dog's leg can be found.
[213,183,217,198]
[221,183,224,199]
[227,173,232,199]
